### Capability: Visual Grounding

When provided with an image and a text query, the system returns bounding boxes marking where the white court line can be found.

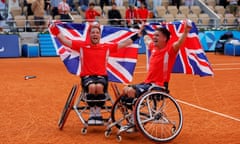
[213,68,240,70]
[212,63,240,66]
[136,63,240,69]
[134,67,240,73]
[177,99,240,122]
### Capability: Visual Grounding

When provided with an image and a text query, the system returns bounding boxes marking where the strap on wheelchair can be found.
[95,94,106,107]
[148,82,169,93]
[86,94,96,107]
[120,96,136,110]
[164,82,169,93]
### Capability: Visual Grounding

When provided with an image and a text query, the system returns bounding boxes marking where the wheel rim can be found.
[135,91,183,142]
[58,84,78,129]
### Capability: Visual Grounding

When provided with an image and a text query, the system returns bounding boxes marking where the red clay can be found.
[0,53,239,144]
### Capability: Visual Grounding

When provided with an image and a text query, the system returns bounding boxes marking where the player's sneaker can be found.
[87,117,96,125]
[126,123,136,133]
[95,116,104,125]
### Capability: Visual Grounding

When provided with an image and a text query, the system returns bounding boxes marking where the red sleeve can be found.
[102,43,118,53]
[94,10,100,16]
[125,10,130,23]
[85,10,90,20]
[125,9,129,19]
[71,40,85,51]
[134,9,138,18]
[168,44,178,56]
[144,9,149,19]
[137,9,141,19]
[107,43,118,53]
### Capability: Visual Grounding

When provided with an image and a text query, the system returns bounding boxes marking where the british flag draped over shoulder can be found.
[144,20,214,76]
[49,22,139,83]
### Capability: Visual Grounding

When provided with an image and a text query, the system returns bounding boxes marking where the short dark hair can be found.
[89,2,95,6]
[129,4,134,8]
[155,27,171,42]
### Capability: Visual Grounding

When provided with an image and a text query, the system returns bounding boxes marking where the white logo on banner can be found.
[0,47,5,52]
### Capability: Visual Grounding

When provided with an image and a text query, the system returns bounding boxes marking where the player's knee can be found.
[123,86,135,98]
[88,84,96,93]
[96,83,104,93]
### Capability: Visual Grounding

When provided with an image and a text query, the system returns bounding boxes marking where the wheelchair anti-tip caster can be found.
[81,128,87,134]
[116,135,122,142]
[104,129,112,137]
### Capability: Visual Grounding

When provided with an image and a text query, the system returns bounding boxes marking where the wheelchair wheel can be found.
[58,84,79,130]
[134,91,183,142]
[111,96,133,129]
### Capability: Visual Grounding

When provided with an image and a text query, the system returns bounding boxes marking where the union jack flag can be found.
[144,21,214,76]
[49,22,139,83]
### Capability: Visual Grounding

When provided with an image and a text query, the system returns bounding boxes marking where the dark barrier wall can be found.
[0,34,20,57]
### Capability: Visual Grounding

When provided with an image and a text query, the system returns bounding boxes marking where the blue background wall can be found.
[0,34,20,57]
[1,30,240,57]
[198,30,240,52]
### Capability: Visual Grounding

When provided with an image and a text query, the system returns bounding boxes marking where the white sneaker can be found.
[95,116,104,125]
[88,117,96,125]
[126,114,135,132]
[121,123,135,133]
[88,107,96,125]
[126,127,135,133]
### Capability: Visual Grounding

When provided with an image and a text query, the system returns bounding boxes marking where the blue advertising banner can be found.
[199,30,240,51]
[0,34,20,57]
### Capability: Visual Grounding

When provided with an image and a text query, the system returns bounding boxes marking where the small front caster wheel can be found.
[116,135,122,142]
[81,128,87,134]
[104,129,112,137]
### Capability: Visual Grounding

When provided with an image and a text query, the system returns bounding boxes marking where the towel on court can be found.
[49,22,139,83]
[144,21,214,76]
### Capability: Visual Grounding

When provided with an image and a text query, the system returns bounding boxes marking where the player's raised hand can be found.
[184,19,192,33]
[49,20,62,36]
[138,22,147,37]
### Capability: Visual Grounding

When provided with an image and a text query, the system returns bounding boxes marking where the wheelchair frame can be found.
[105,83,183,142]
[58,83,114,134]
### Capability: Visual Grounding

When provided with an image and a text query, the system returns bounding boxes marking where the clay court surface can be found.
[0,53,239,144]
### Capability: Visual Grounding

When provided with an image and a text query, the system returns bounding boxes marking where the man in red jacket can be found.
[85,2,101,23]
[137,2,149,24]
[125,5,138,28]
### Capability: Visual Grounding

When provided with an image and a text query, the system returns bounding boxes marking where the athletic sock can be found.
[89,107,96,118]
[95,106,102,117]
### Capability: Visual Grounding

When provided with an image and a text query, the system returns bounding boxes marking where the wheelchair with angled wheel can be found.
[105,83,183,143]
[58,80,114,134]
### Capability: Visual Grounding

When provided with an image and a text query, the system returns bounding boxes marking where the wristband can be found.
[141,29,147,36]
[130,33,140,41]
